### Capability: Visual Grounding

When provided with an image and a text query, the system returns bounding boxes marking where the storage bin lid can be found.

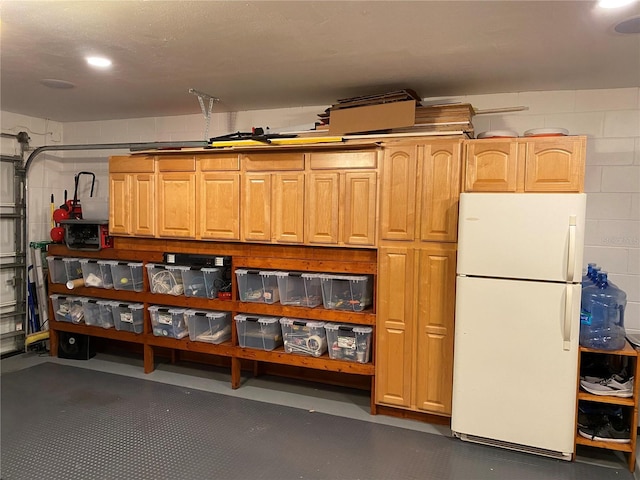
[62,257,81,263]
[96,300,116,306]
[201,267,221,273]
[317,274,370,282]
[79,258,98,264]
[148,305,186,313]
[300,273,321,279]
[186,309,228,319]
[324,323,372,333]
[116,303,144,310]
[280,317,325,328]
[145,263,167,269]
[234,314,279,324]
[104,260,142,266]
[235,269,249,275]
[80,297,99,304]
[258,270,278,277]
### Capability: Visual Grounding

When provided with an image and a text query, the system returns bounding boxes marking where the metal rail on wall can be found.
[19,138,209,351]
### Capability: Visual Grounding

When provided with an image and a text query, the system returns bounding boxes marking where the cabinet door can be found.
[343,172,376,246]
[414,244,456,414]
[305,173,339,245]
[242,173,271,242]
[523,137,585,192]
[131,173,155,237]
[380,146,418,241]
[421,142,461,242]
[376,247,415,407]
[272,173,304,243]
[109,173,130,235]
[199,172,240,240]
[157,172,196,238]
[465,140,518,192]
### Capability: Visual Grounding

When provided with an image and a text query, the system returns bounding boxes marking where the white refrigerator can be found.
[451,193,586,460]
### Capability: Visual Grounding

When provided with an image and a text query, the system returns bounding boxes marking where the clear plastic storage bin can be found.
[324,323,373,363]
[50,294,84,323]
[185,310,232,344]
[279,318,327,357]
[234,314,283,351]
[148,306,188,339]
[62,257,83,282]
[235,269,280,304]
[146,264,185,296]
[96,300,116,329]
[111,302,144,334]
[177,266,224,299]
[80,259,113,289]
[106,261,144,292]
[319,274,373,312]
[80,297,102,326]
[46,257,68,284]
[275,272,323,307]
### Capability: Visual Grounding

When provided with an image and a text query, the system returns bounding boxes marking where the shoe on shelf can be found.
[577,405,623,429]
[580,376,633,397]
[578,417,631,444]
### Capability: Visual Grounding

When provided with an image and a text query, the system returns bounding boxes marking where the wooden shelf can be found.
[47,240,378,414]
[575,340,639,471]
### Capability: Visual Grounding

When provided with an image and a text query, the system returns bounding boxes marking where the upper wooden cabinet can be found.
[199,172,240,240]
[464,136,586,193]
[157,157,197,238]
[380,140,462,243]
[108,156,156,237]
[306,149,378,247]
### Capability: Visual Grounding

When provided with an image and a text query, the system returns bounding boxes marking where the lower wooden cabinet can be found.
[376,243,456,414]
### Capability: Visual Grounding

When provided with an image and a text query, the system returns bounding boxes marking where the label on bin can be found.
[337,336,356,350]
[580,311,592,326]
[120,312,133,323]
[158,313,172,325]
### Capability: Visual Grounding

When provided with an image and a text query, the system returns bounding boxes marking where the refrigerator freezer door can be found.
[451,276,581,455]
[457,193,586,282]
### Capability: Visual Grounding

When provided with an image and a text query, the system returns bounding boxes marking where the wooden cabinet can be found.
[380,140,461,243]
[306,170,377,246]
[464,136,586,193]
[199,154,241,240]
[306,149,378,247]
[157,157,197,238]
[376,243,456,414]
[108,155,155,237]
[575,343,639,471]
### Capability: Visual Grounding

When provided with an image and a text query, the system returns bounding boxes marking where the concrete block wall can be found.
[3,87,638,331]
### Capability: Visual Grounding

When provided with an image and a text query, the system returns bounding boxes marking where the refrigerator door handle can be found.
[563,285,573,351]
[567,215,577,282]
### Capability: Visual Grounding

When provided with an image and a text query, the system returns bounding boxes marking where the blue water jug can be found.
[582,263,598,287]
[579,272,627,350]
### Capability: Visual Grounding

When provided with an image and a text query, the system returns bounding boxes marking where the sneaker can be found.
[580,376,633,397]
[578,417,631,444]
[577,405,622,429]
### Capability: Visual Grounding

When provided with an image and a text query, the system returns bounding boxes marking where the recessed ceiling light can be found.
[86,56,112,68]
[40,79,76,89]
[598,0,636,8]
[615,16,640,33]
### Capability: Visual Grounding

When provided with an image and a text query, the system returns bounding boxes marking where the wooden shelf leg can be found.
[170,349,177,364]
[143,344,155,373]
[49,328,59,357]
[369,376,377,415]
[231,357,241,389]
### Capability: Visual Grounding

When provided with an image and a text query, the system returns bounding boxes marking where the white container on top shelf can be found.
[105,261,144,292]
[234,314,283,351]
[80,259,114,289]
[175,266,224,299]
[279,318,327,357]
[185,309,232,344]
[146,263,185,296]
[111,302,144,334]
[319,274,373,312]
[148,305,189,339]
[50,294,84,324]
[235,270,280,304]
[324,323,373,363]
[274,272,323,307]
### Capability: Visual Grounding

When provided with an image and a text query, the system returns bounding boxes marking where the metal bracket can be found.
[189,88,219,141]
